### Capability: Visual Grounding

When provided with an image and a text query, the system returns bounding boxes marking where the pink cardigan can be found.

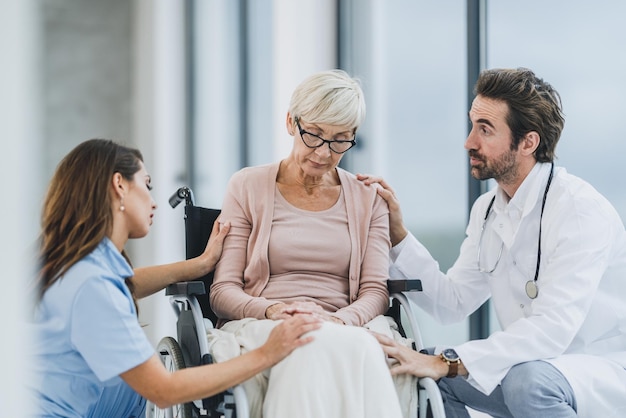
[210,162,391,326]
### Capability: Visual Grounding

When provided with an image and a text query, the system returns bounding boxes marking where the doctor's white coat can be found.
[390,163,626,417]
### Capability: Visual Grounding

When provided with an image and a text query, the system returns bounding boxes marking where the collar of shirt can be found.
[491,162,553,247]
[97,237,134,280]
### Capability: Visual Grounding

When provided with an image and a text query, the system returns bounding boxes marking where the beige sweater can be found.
[210,162,391,326]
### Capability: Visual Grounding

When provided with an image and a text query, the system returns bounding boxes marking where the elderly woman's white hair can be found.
[288,69,366,131]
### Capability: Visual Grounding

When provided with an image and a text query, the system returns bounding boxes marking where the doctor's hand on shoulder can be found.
[357,174,408,246]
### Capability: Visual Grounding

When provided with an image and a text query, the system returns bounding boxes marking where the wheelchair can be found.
[145,186,445,418]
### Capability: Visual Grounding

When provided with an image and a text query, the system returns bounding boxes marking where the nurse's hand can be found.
[197,219,231,275]
[130,219,231,298]
[356,174,408,246]
[260,314,322,365]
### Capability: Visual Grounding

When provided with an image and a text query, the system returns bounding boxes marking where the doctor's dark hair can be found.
[475,68,565,162]
[38,139,143,307]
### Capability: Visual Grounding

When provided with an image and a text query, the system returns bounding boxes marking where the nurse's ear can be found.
[111,172,128,210]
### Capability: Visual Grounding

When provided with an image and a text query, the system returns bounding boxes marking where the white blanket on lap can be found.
[206,315,418,418]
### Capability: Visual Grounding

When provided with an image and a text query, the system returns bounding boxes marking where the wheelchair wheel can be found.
[145,336,193,418]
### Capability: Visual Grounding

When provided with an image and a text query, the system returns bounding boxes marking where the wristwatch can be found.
[440,348,461,378]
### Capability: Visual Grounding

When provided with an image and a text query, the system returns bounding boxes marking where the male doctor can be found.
[360,67,626,418]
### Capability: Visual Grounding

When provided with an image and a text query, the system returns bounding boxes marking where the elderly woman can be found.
[209,70,411,418]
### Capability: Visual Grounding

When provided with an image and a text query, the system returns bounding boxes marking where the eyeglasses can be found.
[295,117,356,154]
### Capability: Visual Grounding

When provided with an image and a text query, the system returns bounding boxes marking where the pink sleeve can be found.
[332,192,391,326]
[210,170,275,321]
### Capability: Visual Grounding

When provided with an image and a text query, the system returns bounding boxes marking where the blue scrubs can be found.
[29,238,155,417]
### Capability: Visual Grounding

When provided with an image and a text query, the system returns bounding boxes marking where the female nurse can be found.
[28,138,321,417]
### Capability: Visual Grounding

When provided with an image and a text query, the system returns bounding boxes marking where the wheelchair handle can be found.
[169,186,195,208]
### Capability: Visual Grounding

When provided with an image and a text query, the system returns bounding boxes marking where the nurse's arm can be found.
[130,220,230,298]
[120,314,319,408]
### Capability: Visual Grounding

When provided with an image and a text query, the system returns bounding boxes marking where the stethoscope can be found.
[477,162,554,299]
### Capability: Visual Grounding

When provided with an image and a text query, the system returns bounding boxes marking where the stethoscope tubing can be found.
[477,162,554,298]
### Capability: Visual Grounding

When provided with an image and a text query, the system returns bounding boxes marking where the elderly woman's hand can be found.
[356,174,408,246]
[266,301,345,324]
[266,302,322,320]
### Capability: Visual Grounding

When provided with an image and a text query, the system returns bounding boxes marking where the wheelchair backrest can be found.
[184,204,221,325]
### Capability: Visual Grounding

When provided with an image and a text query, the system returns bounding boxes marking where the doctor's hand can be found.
[356,174,408,246]
[371,332,449,380]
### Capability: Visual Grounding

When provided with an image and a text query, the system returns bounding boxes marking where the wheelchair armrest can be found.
[387,280,425,350]
[387,279,422,294]
[165,281,207,296]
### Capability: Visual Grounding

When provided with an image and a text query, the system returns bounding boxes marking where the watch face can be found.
[442,348,459,361]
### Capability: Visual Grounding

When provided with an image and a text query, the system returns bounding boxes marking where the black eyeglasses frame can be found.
[294,117,356,154]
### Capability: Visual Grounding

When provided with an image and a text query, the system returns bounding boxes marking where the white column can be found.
[338,0,388,176]
[366,0,388,176]
[0,0,41,414]
[193,0,243,207]
[132,0,187,347]
[272,0,338,160]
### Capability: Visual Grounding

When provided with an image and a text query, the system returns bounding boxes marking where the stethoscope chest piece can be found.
[525,280,539,299]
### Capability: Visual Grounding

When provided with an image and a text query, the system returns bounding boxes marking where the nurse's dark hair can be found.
[474,67,565,162]
[37,139,142,310]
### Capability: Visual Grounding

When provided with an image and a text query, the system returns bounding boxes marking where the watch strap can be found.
[440,353,459,378]
[447,359,459,378]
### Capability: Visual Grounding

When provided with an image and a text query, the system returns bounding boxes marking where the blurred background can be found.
[3,0,625,414]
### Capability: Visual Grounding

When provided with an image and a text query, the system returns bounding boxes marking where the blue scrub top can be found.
[28,238,155,417]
